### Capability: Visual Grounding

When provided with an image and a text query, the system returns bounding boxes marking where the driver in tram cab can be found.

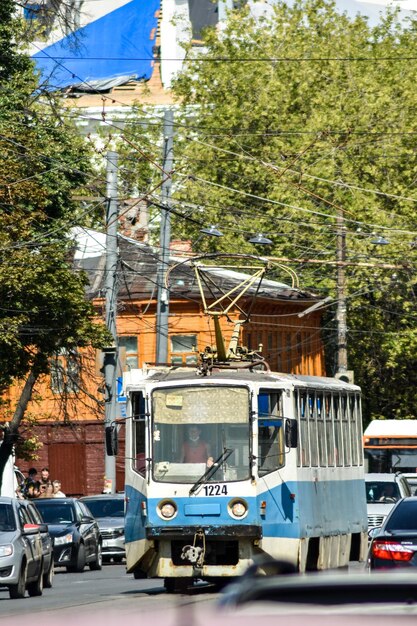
[181,426,214,468]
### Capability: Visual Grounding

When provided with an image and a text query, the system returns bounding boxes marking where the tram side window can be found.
[333,394,343,467]
[258,391,285,475]
[341,395,351,466]
[132,392,146,476]
[325,394,335,467]
[308,393,319,467]
[349,393,359,466]
[316,393,326,467]
[298,392,310,467]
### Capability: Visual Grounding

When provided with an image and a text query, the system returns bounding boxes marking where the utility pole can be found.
[336,207,348,375]
[156,110,174,363]
[104,151,118,493]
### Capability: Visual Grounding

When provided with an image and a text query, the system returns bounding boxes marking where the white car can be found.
[365,472,411,531]
[400,473,417,496]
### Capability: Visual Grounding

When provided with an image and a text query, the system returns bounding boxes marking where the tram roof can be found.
[125,367,360,391]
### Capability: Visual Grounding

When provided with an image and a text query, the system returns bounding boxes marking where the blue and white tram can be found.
[122,365,368,589]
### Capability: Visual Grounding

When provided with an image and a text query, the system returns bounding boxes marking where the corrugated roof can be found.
[76,232,317,304]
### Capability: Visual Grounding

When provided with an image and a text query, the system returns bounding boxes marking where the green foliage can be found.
[165,0,417,423]
[0,4,110,392]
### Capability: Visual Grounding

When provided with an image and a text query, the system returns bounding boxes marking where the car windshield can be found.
[386,500,417,531]
[84,499,124,518]
[0,504,16,531]
[365,481,400,503]
[35,501,75,524]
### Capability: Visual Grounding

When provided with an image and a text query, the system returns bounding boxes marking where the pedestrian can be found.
[18,467,40,499]
[40,467,52,488]
[39,483,54,498]
[52,480,66,497]
[25,481,41,499]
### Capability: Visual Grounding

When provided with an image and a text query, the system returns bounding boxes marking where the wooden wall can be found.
[4,296,325,494]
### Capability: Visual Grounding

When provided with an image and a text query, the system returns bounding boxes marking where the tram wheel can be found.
[164,577,193,593]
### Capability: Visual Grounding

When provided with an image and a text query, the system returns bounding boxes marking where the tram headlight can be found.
[157,500,177,520]
[228,498,248,519]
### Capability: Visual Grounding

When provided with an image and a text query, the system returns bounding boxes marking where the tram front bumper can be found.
[146,524,262,539]
[143,525,262,578]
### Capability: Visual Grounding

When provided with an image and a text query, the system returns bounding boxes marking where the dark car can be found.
[368,496,417,569]
[218,564,417,624]
[0,496,46,599]
[79,494,125,563]
[20,499,54,587]
[34,498,102,573]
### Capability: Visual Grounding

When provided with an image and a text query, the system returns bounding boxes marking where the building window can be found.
[118,336,138,369]
[50,349,80,394]
[170,335,197,365]
[171,335,197,352]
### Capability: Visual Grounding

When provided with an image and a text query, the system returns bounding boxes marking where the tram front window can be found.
[152,386,250,483]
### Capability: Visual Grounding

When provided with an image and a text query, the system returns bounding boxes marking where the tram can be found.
[112,258,368,590]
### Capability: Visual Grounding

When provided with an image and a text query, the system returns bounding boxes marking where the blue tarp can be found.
[30,0,160,91]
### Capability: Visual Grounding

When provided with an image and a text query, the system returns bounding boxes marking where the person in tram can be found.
[181,426,214,468]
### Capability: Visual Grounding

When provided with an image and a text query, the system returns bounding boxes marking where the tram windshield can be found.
[152,386,250,483]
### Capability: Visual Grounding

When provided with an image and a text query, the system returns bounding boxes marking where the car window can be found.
[0,504,16,531]
[83,499,124,518]
[26,503,43,525]
[35,501,75,524]
[17,504,32,528]
[386,500,417,530]
[76,501,91,519]
[365,481,400,502]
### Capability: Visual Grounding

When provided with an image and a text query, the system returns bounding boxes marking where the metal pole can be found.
[336,208,347,374]
[156,110,174,363]
[104,151,118,493]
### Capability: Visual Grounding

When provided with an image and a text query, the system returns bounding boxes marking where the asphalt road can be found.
[0,563,220,625]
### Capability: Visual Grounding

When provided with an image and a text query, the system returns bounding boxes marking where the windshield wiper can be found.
[189,448,234,496]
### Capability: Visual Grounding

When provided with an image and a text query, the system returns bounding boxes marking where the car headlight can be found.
[114,528,124,537]
[228,499,248,519]
[54,533,73,545]
[157,500,177,520]
[0,544,13,557]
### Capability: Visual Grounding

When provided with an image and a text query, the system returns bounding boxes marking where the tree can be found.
[163,0,417,425]
[0,2,109,488]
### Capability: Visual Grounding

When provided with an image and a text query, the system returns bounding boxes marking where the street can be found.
[0,563,220,624]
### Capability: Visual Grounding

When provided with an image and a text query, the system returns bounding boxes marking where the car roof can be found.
[34,497,77,503]
[0,496,15,504]
[365,473,405,481]
[221,570,417,605]
[80,493,125,499]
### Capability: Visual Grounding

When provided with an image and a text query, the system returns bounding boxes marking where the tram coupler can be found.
[180,530,206,566]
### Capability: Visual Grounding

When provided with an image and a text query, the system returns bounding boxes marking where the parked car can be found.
[0,496,46,598]
[79,493,125,563]
[20,499,54,587]
[34,498,102,573]
[365,472,411,530]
